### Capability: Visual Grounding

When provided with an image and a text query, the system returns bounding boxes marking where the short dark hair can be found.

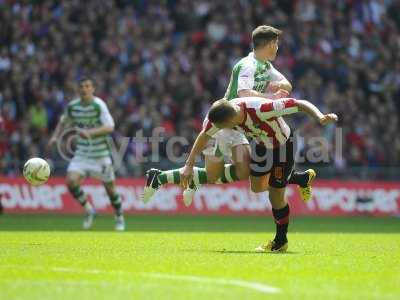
[208,100,236,124]
[78,76,94,86]
[252,25,282,49]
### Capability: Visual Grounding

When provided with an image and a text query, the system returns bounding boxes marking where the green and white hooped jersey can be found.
[224,52,285,100]
[64,97,114,159]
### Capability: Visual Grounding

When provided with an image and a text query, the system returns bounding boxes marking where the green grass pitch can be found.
[0,214,399,300]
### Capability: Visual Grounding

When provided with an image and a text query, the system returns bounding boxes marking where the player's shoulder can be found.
[234,53,257,70]
[266,60,275,70]
[93,97,109,109]
[93,96,106,104]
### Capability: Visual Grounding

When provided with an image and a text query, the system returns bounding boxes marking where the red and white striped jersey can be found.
[203,97,299,148]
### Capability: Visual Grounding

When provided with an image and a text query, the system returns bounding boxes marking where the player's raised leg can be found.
[143,166,208,203]
[66,170,96,230]
[103,181,125,231]
[289,169,316,202]
[144,151,249,206]
[181,153,224,206]
[183,130,250,206]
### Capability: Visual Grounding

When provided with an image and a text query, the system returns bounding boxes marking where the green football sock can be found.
[192,167,208,186]
[110,193,123,216]
[218,164,240,184]
[69,185,93,211]
[158,169,181,185]
[158,167,208,186]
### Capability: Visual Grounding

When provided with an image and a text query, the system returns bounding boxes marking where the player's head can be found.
[78,77,95,100]
[252,25,282,61]
[208,99,238,129]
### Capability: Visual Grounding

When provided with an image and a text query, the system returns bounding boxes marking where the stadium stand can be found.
[0,0,399,178]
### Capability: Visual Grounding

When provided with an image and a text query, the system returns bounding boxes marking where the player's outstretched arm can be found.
[296,100,338,125]
[180,131,211,188]
[47,115,67,148]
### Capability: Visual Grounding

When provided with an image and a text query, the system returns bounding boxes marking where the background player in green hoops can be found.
[48,78,125,231]
[143,25,315,205]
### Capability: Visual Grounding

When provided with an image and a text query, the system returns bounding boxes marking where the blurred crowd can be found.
[0,0,399,177]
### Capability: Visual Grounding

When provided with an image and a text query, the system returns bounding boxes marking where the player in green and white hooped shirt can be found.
[181,26,315,203]
[144,25,314,205]
[48,78,125,231]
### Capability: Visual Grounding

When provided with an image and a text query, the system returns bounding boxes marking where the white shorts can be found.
[67,156,115,182]
[203,129,249,159]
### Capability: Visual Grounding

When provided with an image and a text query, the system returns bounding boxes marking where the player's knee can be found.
[232,146,250,180]
[66,173,81,189]
[66,178,78,189]
[67,181,82,198]
[235,164,250,180]
[106,188,116,197]
[205,156,224,184]
[103,182,115,196]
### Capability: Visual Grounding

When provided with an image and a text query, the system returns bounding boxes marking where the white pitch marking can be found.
[0,265,280,294]
[143,272,281,294]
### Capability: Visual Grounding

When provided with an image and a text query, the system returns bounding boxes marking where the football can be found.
[23,157,51,186]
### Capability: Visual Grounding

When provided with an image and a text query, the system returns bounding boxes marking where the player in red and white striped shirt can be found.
[203,97,299,149]
[182,97,338,252]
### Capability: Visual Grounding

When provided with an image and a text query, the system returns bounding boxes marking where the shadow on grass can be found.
[209,250,300,255]
[178,248,300,255]
[0,214,399,233]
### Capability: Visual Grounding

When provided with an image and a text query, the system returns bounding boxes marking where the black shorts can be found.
[249,134,294,188]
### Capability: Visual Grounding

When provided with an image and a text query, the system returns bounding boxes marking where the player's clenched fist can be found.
[180,164,194,189]
[319,113,338,125]
[270,89,290,99]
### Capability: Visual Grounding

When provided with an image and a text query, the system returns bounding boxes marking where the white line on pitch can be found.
[143,272,280,294]
[0,265,280,294]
